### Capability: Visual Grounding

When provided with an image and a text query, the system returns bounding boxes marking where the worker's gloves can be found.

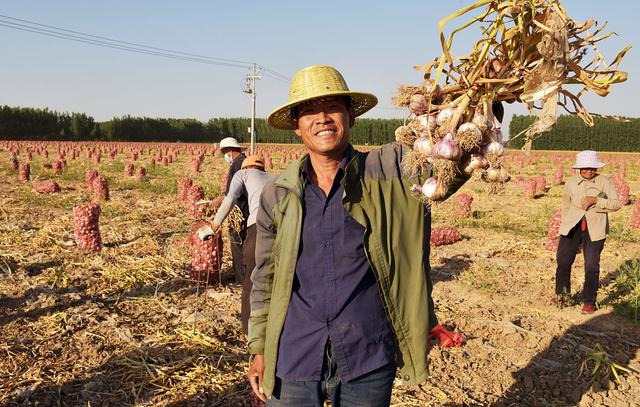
[196,225,215,241]
[428,324,465,348]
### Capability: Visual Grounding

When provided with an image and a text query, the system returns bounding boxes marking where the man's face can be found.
[293,97,355,156]
[580,168,597,180]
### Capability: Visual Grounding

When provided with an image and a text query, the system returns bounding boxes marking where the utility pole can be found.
[243,64,262,155]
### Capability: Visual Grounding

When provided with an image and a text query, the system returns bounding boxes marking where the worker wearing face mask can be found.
[219,137,249,284]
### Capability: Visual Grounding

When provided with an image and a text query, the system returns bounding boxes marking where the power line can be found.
[0,13,254,67]
[0,14,292,81]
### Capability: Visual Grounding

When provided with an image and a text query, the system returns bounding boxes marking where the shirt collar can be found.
[302,145,352,182]
[578,173,598,184]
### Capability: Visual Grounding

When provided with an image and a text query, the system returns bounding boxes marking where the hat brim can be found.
[572,162,605,169]
[267,91,378,130]
[220,144,247,150]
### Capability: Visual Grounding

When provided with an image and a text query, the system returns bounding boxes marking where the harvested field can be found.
[1,142,639,406]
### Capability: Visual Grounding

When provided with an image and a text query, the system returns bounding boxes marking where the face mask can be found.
[224,152,233,164]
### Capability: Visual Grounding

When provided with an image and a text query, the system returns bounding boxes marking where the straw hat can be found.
[572,150,605,169]
[267,65,378,130]
[219,137,245,150]
[241,155,265,170]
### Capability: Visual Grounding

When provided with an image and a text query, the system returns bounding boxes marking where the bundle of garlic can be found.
[396,0,629,202]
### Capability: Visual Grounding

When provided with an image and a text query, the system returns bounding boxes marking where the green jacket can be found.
[248,143,467,397]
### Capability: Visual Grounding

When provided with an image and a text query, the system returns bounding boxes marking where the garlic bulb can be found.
[414,114,437,134]
[411,177,445,201]
[409,94,429,115]
[455,122,483,151]
[482,140,504,157]
[413,137,434,156]
[436,108,455,127]
[462,154,489,175]
[433,133,461,160]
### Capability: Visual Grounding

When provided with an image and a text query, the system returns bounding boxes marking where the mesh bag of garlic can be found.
[395,0,629,202]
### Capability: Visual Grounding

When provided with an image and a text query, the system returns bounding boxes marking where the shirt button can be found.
[403,375,411,381]
[324,242,331,248]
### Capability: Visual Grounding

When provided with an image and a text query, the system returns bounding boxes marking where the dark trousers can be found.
[241,224,256,335]
[230,221,247,284]
[555,221,605,305]
[268,343,396,407]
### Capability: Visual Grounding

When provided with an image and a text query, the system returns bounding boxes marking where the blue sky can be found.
[0,0,638,134]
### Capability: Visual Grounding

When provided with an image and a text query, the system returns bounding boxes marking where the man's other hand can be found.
[248,354,267,402]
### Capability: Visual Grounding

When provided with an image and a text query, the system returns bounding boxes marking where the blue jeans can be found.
[267,345,396,407]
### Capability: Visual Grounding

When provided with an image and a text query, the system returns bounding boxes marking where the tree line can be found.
[508,114,640,152]
[3,105,638,150]
[0,105,404,145]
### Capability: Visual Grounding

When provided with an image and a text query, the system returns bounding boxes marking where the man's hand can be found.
[248,354,266,402]
[581,196,598,211]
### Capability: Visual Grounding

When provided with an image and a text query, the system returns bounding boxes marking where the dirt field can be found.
[1,143,639,406]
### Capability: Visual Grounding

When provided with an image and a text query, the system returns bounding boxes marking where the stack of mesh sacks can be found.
[73,203,102,251]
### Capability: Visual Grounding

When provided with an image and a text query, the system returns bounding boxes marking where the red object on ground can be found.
[135,166,146,181]
[545,210,562,251]
[73,203,102,252]
[187,221,223,285]
[92,175,110,201]
[177,178,193,203]
[18,163,30,182]
[35,180,61,193]
[453,193,473,219]
[429,324,465,348]
[186,185,205,219]
[430,226,462,247]
[86,170,99,193]
[124,163,134,176]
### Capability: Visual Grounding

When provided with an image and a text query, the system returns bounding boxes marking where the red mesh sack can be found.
[18,163,30,183]
[73,203,102,252]
[35,180,61,193]
[187,221,223,285]
[430,226,462,247]
[545,210,562,251]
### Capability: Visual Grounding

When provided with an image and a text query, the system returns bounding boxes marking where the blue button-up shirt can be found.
[276,150,396,382]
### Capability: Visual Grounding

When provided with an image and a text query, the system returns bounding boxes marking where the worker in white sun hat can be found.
[554,150,621,314]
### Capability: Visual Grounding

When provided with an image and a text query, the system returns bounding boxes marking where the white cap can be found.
[572,150,605,169]
[219,137,244,150]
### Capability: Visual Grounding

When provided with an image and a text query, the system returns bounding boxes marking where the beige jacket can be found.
[559,174,621,241]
